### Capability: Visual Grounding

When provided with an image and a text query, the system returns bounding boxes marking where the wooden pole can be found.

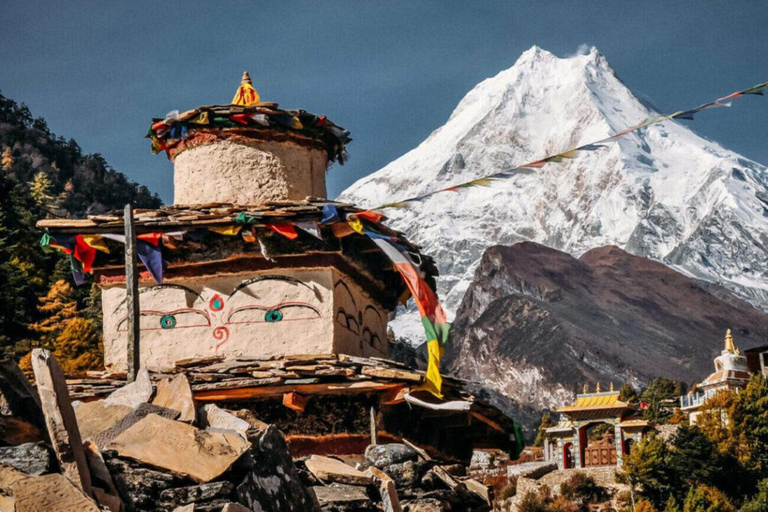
[124,204,140,383]
[369,405,378,446]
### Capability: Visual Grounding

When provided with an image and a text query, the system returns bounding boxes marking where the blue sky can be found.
[2,1,766,204]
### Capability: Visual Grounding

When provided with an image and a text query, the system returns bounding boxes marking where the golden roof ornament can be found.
[610,382,615,392]
[232,71,261,106]
[724,329,739,354]
[596,382,601,393]
[583,383,588,394]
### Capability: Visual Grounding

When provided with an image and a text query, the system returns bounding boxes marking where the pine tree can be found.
[29,279,78,348]
[624,435,675,509]
[29,171,54,208]
[54,317,102,373]
[682,485,735,512]
[664,495,681,512]
[1,147,12,172]
[739,478,768,512]
[730,375,768,473]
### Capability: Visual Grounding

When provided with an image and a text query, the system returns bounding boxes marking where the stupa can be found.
[40,72,438,374]
[37,75,518,461]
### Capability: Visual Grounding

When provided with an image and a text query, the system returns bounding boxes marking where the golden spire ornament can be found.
[596,382,601,393]
[232,71,260,106]
[583,383,588,394]
[724,329,739,354]
[610,382,615,392]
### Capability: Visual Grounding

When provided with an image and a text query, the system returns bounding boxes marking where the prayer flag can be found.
[73,235,96,273]
[355,210,384,223]
[321,204,341,224]
[208,225,242,236]
[266,223,299,240]
[137,239,163,284]
[348,217,365,235]
[81,235,110,254]
[295,220,322,239]
[369,237,450,398]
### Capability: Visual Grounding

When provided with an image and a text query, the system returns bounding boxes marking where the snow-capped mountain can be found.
[340,46,768,340]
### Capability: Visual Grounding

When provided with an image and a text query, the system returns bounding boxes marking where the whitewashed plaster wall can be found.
[173,139,328,205]
[331,269,388,359]
[102,268,388,371]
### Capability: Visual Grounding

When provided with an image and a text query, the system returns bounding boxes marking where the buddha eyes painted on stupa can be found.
[115,276,324,333]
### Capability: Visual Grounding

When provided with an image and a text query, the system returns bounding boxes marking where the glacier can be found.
[339,46,768,343]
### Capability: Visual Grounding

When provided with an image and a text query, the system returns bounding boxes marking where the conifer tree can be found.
[682,485,735,512]
[739,479,768,512]
[54,317,102,373]
[29,171,54,207]
[29,279,77,349]
[664,495,681,512]
[1,147,12,171]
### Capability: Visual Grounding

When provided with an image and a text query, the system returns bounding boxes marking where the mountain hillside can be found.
[340,46,768,341]
[443,242,768,413]
[0,93,160,360]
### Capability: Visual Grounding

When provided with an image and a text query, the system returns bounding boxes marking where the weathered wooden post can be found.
[369,405,378,446]
[124,204,140,382]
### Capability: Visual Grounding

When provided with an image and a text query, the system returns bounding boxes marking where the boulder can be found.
[0,443,50,476]
[107,413,249,483]
[0,359,45,429]
[12,473,100,512]
[104,367,152,409]
[383,460,424,489]
[92,402,180,448]
[365,443,417,468]
[153,374,195,423]
[236,425,318,512]
[199,404,251,438]
[103,453,180,511]
[74,400,131,440]
[30,349,91,493]
[304,455,373,486]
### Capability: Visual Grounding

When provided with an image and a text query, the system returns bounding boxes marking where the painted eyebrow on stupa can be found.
[112,284,202,315]
[229,275,315,298]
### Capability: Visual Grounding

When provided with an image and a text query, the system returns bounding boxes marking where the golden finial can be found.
[232,71,261,106]
[724,329,739,354]
[583,383,588,394]
[596,382,601,393]
[610,382,615,392]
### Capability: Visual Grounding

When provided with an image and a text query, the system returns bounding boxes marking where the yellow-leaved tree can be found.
[27,279,102,373]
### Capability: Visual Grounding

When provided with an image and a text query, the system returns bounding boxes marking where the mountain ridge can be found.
[340,46,768,343]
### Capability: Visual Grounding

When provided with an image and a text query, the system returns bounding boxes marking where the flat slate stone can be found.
[104,367,153,409]
[159,481,234,505]
[0,495,13,512]
[107,413,250,483]
[153,374,195,422]
[92,402,180,448]
[31,349,91,494]
[0,442,50,476]
[305,455,373,486]
[12,473,100,512]
[365,443,417,468]
[199,404,251,438]
[0,463,31,493]
[74,400,131,440]
[311,484,371,507]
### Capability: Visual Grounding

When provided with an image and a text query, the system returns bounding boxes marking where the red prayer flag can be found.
[356,210,384,223]
[137,233,162,246]
[267,223,299,240]
[73,235,96,273]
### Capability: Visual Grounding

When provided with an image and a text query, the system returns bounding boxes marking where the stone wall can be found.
[102,267,388,371]
[173,138,328,205]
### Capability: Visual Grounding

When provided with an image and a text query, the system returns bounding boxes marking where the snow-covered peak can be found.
[340,47,768,341]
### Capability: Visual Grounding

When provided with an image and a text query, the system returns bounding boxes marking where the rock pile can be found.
[0,350,494,511]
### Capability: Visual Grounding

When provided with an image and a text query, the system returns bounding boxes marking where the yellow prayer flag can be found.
[415,339,444,399]
[81,235,110,254]
[208,225,242,236]
[348,217,365,235]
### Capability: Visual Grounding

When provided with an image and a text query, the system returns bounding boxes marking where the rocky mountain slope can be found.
[443,242,768,413]
[340,46,768,341]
